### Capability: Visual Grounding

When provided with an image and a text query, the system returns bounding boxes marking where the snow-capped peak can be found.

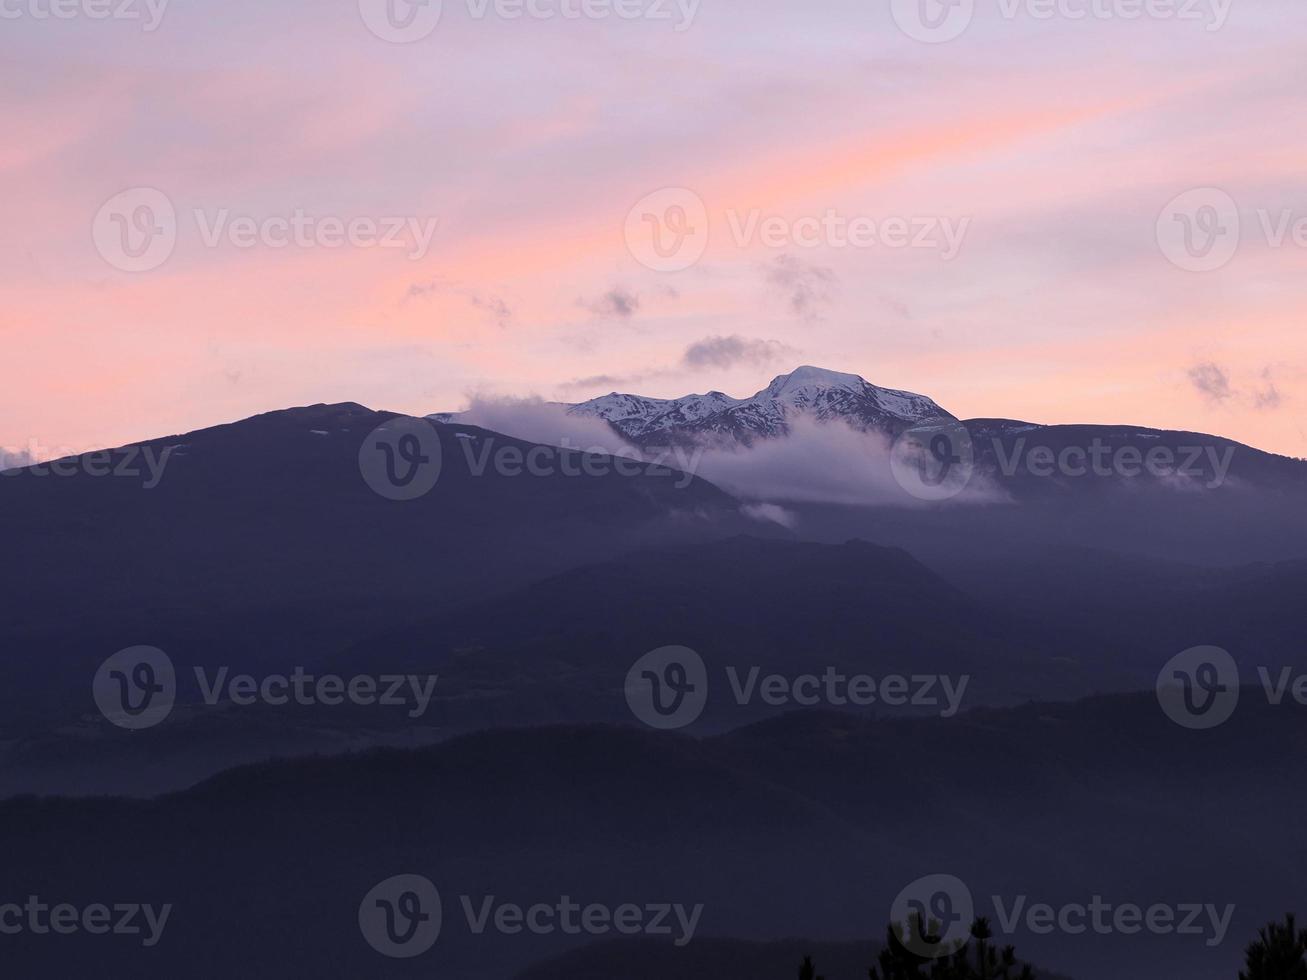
[427,366,952,447]
[575,389,741,425]
[565,366,954,446]
[765,365,865,396]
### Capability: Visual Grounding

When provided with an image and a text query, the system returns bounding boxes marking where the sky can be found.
[3,0,1306,459]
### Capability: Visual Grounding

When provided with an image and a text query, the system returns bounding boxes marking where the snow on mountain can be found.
[427,366,954,448]
[566,366,954,447]
[572,390,742,429]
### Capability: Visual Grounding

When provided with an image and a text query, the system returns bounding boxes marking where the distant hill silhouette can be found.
[0,403,744,727]
[332,534,1138,729]
[2,694,1305,979]
[8,533,1307,796]
[516,935,1073,980]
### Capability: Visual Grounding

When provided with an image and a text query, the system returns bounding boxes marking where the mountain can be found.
[966,419,1307,496]
[569,366,954,447]
[17,534,1307,798]
[427,369,1307,567]
[329,535,1130,731]
[18,530,1307,799]
[0,403,745,728]
[432,366,955,448]
[516,937,1076,980]
[786,418,1307,567]
[5,376,1306,980]
[0,534,1100,797]
[516,938,893,980]
[4,695,1304,980]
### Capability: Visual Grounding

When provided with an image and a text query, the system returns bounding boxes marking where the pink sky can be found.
[2,0,1305,459]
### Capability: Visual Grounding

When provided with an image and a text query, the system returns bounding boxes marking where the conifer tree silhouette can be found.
[1240,914,1307,979]
[804,909,1307,979]
[798,954,825,980]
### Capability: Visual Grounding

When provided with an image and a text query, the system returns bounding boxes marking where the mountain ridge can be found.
[432,365,955,447]
[5,694,1304,979]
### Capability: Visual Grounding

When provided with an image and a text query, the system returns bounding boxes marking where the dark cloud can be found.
[406,279,444,300]
[561,374,634,391]
[1253,369,1283,411]
[1188,362,1285,411]
[559,335,796,395]
[556,368,675,393]
[564,304,799,395]
[682,335,796,371]
[582,288,641,320]
[764,255,836,321]
[880,294,914,320]
[1187,362,1233,404]
[405,278,513,327]
[469,293,513,328]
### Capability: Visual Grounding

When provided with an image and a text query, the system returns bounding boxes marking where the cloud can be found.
[438,400,1007,509]
[556,369,669,394]
[558,333,795,394]
[880,294,914,320]
[561,374,633,391]
[690,415,1004,508]
[1253,369,1283,411]
[1187,362,1233,405]
[451,395,628,454]
[764,255,836,321]
[740,502,798,529]
[681,335,797,371]
[1187,361,1285,411]
[469,293,514,328]
[581,287,640,320]
[406,278,513,327]
[406,280,443,300]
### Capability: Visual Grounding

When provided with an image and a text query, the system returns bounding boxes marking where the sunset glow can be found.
[3,0,1305,457]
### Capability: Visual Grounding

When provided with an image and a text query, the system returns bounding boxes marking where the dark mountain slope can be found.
[0,404,743,726]
[515,936,1076,980]
[3,694,1303,980]
[332,535,1128,732]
